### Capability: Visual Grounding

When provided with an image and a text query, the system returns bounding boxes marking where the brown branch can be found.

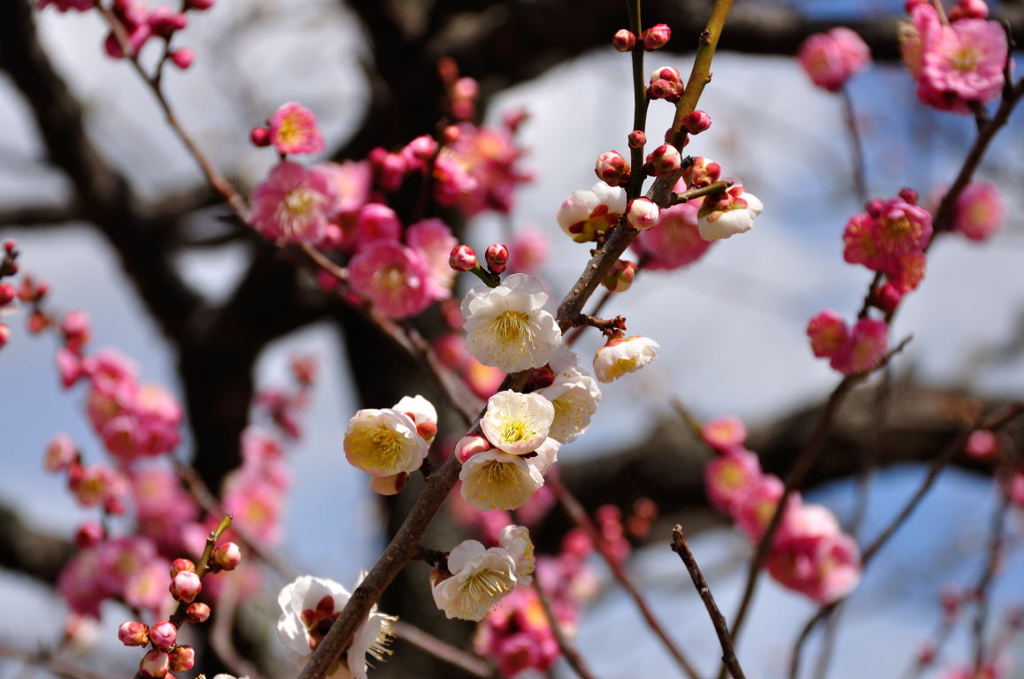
[0,203,82,227]
[550,476,703,679]
[671,525,747,679]
[391,621,496,679]
[532,578,600,679]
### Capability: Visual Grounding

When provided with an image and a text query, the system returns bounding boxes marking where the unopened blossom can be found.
[212,541,242,571]
[595,150,630,187]
[626,198,660,230]
[536,361,602,444]
[432,540,518,621]
[682,110,713,135]
[449,244,478,272]
[352,202,401,246]
[798,27,871,92]
[481,391,555,455]
[407,219,457,300]
[277,575,394,678]
[556,181,628,243]
[642,23,671,50]
[149,620,177,650]
[139,649,170,678]
[632,201,712,270]
[705,447,762,514]
[766,504,862,603]
[486,243,510,274]
[369,472,408,495]
[649,66,684,101]
[455,434,492,464]
[829,317,888,375]
[460,449,550,511]
[603,259,637,293]
[702,416,747,451]
[169,645,196,672]
[965,429,999,459]
[118,620,149,646]
[249,162,337,243]
[645,144,682,176]
[171,570,202,602]
[593,335,659,383]
[806,310,849,359]
[500,525,537,585]
[268,102,325,155]
[186,602,211,623]
[917,18,1007,113]
[392,394,438,445]
[952,181,1003,241]
[698,186,763,241]
[348,241,433,319]
[612,29,636,52]
[344,408,428,477]
[681,156,722,189]
[461,273,562,373]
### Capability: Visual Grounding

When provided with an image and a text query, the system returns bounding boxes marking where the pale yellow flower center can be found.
[950,45,981,72]
[491,310,531,345]
[501,418,531,443]
[348,424,405,471]
[373,265,406,297]
[284,188,317,216]
[606,357,639,380]
[461,569,514,603]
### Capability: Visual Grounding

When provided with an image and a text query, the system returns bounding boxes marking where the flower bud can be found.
[185,0,214,9]
[75,521,104,548]
[455,434,491,464]
[626,198,660,231]
[186,602,211,624]
[250,126,270,147]
[442,125,461,144]
[648,66,684,101]
[485,243,510,274]
[594,150,630,186]
[628,130,646,149]
[0,283,14,306]
[170,570,202,603]
[645,144,682,176]
[3,239,16,253]
[603,260,637,293]
[612,29,636,52]
[211,541,242,571]
[139,650,170,678]
[170,48,194,70]
[169,645,196,672]
[949,0,988,20]
[404,134,438,165]
[898,187,919,205]
[681,156,722,188]
[170,558,196,577]
[965,430,999,460]
[369,472,409,496]
[117,620,149,647]
[870,282,902,314]
[642,24,671,50]
[449,244,477,272]
[149,621,177,650]
[682,110,712,134]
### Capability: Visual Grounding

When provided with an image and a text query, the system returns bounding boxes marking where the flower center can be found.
[950,45,981,72]
[484,459,517,483]
[500,418,531,443]
[461,568,514,603]
[349,424,406,471]
[607,357,639,379]
[284,188,317,216]
[491,311,531,345]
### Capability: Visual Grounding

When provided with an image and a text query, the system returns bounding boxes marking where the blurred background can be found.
[2,0,1024,677]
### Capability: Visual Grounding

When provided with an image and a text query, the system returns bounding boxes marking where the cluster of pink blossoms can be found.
[38,0,205,69]
[0,239,25,351]
[900,0,1008,114]
[703,417,862,603]
[798,27,872,92]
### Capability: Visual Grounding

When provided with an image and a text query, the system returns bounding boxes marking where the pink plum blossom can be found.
[952,181,1003,241]
[249,162,337,243]
[407,219,457,301]
[348,241,433,319]
[917,18,1007,113]
[507,228,551,275]
[267,103,325,155]
[702,416,747,451]
[705,447,763,514]
[806,310,849,359]
[829,317,888,375]
[798,27,871,92]
[766,504,862,603]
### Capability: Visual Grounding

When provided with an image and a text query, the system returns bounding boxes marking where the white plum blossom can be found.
[459,448,549,511]
[276,575,395,679]
[431,540,518,621]
[593,336,660,383]
[344,408,428,477]
[556,181,628,242]
[499,525,536,585]
[698,190,763,241]
[462,273,562,373]
[480,390,555,454]
[392,394,438,444]
[537,368,602,444]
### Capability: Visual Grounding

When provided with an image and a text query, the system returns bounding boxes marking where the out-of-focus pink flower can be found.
[407,219,457,301]
[437,124,530,216]
[806,310,849,359]
[702,416,747,451]
[734,475,799,542]
[38,0,94,11]
[507,228,551,275]
[348,240,433,319]
[829,317,888,375]
[632,201,712,270]
[952,181,1003,241]
[249,162,337,243]
[766,504,862,603]
[705,447,762,514]
[917,18,1007,113]
[267,103,325,155]
[57,547,105,618]
[798,27,871,92]
[318,161,372,219]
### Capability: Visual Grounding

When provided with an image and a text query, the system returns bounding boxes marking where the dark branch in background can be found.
[532,579,600,679]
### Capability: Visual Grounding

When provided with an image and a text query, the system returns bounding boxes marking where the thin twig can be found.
[671,525,747,679]
[532,579,600,679]
[839,86,867,204]
[549,476,703,679]
[391,621,496,678]
[626,0,648,200]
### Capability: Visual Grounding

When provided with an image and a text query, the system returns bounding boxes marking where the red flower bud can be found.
[449,244,477,272]
[642,24,671,50]
[485,243,510,274]
[186,602,211,624]
[211,541,242,571]
[612,29,636,52]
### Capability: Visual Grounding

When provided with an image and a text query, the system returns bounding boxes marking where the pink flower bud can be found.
[595,150,630,187]
[117,620,149,647]
[3,239,16,253]
[149,621,177,650]
[626,198,660,231]
[898,187,919,205]
[442,125,461,144]
[404,135,438,165]
[628,130,646,148]
[602,260,637,293]
[211,541,242,571]
[185,0,214,9]
[0,283,14,305]
[871,282,902,314]
[148,7,187,38]
[139,650,170,678]
[185,602,211,624]
[650,66,682,85]
[612,29,636,52]
[522,364,555,392]
[682,110,712,134]
[949,0,988,20]
[249,126,270,147]
[455,434,491,463]
[44,434,76,471]
[369,472,409,496]
[485,243,510,274]
[170,570,202,603]
[642,24,671,50]
[966,430,999,460]
[170,558,196,577]
[681,156,722,188]
[74,521,104,548]
[170,48,194,70]
[449,244,477,272]
[168,645,195,672]
[648,71,684,101]
[645,144,682,176]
